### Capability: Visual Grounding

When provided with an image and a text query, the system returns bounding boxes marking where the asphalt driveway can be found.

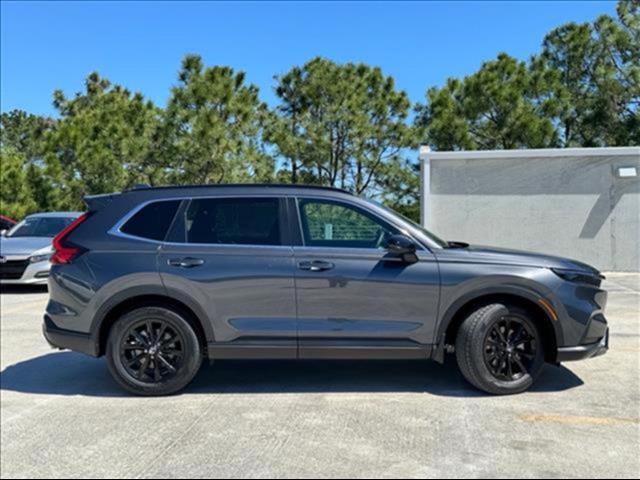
[1,275,639,478]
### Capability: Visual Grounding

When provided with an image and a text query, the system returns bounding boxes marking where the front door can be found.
[158,196,297,358]
[293,197,440,359]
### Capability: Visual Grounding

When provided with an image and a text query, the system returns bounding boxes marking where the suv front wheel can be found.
[106,306,202,396]
[455,303,544,395]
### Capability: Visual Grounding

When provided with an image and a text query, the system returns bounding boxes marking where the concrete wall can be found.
[420,147,640,272]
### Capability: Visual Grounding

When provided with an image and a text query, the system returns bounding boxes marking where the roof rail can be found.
[122,183,354,195]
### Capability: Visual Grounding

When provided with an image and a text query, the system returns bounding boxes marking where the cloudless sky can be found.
[1,1,617,117]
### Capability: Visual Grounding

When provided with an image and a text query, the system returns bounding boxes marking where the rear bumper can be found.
[557,328,609,362]
[42,315,97,357]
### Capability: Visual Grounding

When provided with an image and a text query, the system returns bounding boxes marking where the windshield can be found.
[374,202,448,248]
[6,217,75,238]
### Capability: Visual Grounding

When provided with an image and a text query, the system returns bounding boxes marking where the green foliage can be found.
[1,1,637,222]
[47,73,161,209]
[419,0,639,150]
[530,0,639,146]
[269,57,421,197]
[158,55,274,184]
[0,110,58,214]
[0,147,38,219]
[417,54,558,150]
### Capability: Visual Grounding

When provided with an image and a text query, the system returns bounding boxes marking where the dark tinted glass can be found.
[121,200,181,241]
[185,198,281,245]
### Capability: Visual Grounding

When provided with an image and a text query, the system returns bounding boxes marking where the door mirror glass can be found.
[385,234,418,263]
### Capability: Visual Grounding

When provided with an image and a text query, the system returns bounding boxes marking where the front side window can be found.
[7,217,76,238]
[120,200,181,241]
[298,199,397,249]
[184,197,281,246]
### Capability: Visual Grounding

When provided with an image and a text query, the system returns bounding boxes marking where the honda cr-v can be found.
[43,185,609,395]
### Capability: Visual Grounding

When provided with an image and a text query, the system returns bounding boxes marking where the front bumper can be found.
[557,328,609,362]
[0,257,51,285]
[42,314,97,357]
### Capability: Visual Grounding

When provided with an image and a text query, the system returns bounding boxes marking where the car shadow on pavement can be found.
[0,284,48,294]
[0,351,584,398]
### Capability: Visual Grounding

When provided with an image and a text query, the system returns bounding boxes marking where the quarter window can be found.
[120,200,181,241]
[298,199,397,249]
[184,198,281,246]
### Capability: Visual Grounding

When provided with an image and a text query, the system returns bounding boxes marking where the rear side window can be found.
[184,197,281,245]
[120,200,181,241]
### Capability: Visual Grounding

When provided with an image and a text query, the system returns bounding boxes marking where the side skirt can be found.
[207,339,432,360]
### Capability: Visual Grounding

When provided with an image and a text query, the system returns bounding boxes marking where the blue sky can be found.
[1,1,616,117]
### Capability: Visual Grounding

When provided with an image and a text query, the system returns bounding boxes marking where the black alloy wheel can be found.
[120,318,185,384]
[482,315,538,382]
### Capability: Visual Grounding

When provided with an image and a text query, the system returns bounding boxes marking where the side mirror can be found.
[385,234,418,263]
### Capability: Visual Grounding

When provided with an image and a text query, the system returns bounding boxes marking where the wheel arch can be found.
[93,292,213,357]
[434,289,561,364]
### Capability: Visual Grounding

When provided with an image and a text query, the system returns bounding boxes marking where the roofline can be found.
[419,146,640,161]
[123,183,354,195]
[25,211,83,217]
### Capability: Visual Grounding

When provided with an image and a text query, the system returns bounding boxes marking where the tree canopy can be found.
[158,55,274,185]
[1,0,637,220]
[418,0,639,150]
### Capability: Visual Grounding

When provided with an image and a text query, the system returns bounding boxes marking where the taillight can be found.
[51,213,90,265]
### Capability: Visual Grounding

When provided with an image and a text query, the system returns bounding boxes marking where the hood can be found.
[434,244,601,274]
[0,236,53,257]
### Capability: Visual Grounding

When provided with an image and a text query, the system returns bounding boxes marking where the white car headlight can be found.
[30,253,52,263]
[29,246,53,263]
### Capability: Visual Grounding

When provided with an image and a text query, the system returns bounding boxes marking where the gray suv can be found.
[43,185,609,396]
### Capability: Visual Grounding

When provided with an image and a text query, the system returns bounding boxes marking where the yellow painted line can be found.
[519,414,639,426]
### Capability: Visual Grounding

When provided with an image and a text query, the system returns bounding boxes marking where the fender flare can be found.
[90,284,215,354]
[432,284,564,362]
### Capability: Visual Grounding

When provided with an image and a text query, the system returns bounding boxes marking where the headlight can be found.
[29,253,52,263]
[551,268,604,287]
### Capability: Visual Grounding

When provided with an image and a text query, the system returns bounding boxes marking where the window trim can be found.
[293,196,426,251]
[117,199,183,243]
[109,198,184,244]
[109,195,290,248]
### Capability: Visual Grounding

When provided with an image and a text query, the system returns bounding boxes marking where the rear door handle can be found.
[298,260,335,272]
[168,257,205,268]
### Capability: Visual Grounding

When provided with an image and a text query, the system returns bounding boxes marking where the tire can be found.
[106,306,202,396]
[455,303,544,395]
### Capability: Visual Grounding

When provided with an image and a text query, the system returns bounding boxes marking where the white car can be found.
[0,212,82,285]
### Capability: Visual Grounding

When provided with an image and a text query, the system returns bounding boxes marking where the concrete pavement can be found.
[1,275,639,478]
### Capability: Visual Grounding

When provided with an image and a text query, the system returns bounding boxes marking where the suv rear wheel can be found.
[106,307,202,396]
[455,303,544,395]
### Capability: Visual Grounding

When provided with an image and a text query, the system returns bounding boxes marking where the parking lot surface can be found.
[1,274,639,478]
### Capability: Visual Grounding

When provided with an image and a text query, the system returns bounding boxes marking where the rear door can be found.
[158,196,297,358]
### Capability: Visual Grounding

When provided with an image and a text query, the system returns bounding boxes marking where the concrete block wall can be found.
[420,147,640,272]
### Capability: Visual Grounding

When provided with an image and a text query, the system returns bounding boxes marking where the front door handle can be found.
[298,260,335,272]
[168,257,205,268]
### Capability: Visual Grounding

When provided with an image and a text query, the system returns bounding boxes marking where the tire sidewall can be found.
[476,310,544,393]
[457,303,545,395]
[106,307,202,396]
